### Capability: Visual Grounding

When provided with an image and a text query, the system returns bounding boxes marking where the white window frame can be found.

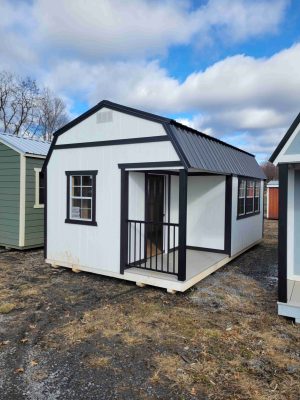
[246,180,255,214]
[65,170,98,226]
[238,179,246,217]
[254,181,260,212]
[69,175,93,222]
[34,167,44,208]
[237,178,261,219]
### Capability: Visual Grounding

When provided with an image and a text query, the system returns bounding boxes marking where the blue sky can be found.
[1,0,300,162]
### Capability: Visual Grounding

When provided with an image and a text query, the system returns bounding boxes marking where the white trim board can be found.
[278,302,300,323]
[19,154,26,247]
[287,167,295,279]
[273,121,300,165]
[25,153,47,159]
[34,167,44,208]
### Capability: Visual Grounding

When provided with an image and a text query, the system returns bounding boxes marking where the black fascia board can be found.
[269,112,300,163]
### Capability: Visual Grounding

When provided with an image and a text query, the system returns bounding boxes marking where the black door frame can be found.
[119,162,186,281]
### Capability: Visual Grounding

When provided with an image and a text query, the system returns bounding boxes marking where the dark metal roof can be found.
[169,123,266,179]
[44,100,265,179]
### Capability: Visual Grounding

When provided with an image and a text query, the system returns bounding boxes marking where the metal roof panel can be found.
[0,133,50,157]
[170,124,265,179]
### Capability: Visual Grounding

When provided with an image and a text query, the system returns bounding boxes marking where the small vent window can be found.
[96,111,113,123]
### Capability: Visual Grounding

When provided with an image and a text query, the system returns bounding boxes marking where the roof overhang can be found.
[269,112,300,165]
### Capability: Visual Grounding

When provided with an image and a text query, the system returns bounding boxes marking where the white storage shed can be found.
[43,100,265,292]
[270,112,300,322]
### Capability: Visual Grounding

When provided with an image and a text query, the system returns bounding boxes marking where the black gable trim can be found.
[269,112,300,163]
[42,100,173,173]
[42,99,262,178]
[54,100,170,139]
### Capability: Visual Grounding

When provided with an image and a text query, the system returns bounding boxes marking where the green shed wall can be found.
[24,157,45,248]
[0,142,20,247]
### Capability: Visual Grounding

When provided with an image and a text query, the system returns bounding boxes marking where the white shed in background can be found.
[43,100,265,293]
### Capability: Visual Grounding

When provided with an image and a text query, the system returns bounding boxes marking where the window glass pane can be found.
[247,181,254,198]
[71,198,81,219]
[255,182,260,197]
[72,176,81,186]
[72,198,81,208]
[82,175,92,186]
[254,182,260,211]
[81,208,91,220]
[39,172,44,205]
[82,186,92,197]
[72,186,81,197]
[239,180,246,198]
[238,198,245,215]
[82,199,91,209]
[246,198,254,213]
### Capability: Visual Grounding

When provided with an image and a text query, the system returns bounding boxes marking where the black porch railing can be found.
[126,220,179,276]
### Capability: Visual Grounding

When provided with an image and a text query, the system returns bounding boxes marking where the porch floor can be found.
[126,249,227,281]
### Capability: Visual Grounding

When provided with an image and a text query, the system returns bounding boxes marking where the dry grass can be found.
[0,302,16,314]
[19,287,40,297]
[0,221,299,399]
[86,355,110,368]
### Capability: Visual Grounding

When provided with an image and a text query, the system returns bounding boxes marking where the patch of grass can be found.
[86,355,110,368]
[20,287,40,297]
[0,303,16,314]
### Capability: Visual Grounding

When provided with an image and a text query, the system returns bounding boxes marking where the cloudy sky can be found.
[2,0,300,161]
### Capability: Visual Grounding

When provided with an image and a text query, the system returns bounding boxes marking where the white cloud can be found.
[0,0,293,161]
[0,0,289,63]
[41,42,300,161]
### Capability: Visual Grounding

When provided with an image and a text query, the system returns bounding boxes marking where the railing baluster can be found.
[126,219,179,276]
[167,223,170,273]
[139,222,142,266]
[161,225,164,272]
[173,226,175,274]
[155,223,158,271]
[134,222,136,265]
[149,222,152,271]
[128,221,131,265]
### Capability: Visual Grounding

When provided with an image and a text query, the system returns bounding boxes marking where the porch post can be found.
[278,163,288,303]
[178,169,187,281]
[224,175,232,255]
[120,169,129,274]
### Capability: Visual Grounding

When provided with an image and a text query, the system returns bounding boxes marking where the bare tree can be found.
[0,70,68,140]
[261,161,278,181]
[36,88,69,141]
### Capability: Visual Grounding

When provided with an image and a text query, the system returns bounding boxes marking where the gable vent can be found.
[96,110,113,123]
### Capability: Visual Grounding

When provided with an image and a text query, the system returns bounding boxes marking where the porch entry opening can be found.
[126,172,179,276]
[146,174,165,257]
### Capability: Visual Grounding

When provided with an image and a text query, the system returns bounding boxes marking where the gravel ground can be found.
[0,220,299,400]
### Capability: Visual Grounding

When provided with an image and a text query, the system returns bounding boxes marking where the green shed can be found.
[0,133,50,249]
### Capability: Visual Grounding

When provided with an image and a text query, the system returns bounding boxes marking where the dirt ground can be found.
[0,220,299,400]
